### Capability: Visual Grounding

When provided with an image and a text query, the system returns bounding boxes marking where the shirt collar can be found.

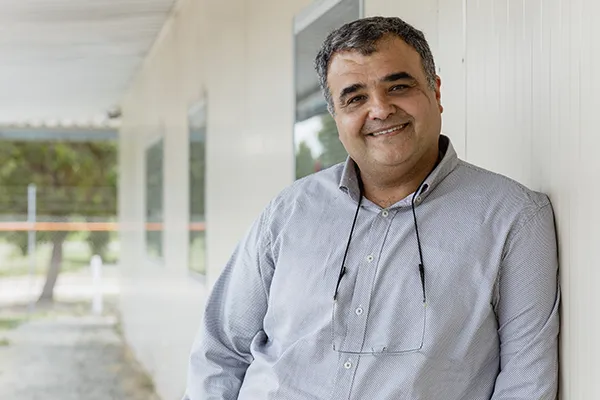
[339,135,459,206]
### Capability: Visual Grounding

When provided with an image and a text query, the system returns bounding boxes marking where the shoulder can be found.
[270,162,345,209]
[256,163,345,247]
[456,160,549,204]
[451,160,552,229]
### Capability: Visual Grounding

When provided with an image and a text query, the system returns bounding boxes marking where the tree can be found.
[317,114,347,168]
[295,141,316,179]
[0,140,117,303]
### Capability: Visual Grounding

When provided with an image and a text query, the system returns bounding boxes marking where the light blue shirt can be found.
[184,135,559,400]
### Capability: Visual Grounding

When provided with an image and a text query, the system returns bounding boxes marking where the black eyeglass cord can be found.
[333,175,432,304]
[411,188,426,304]
[333,193,362,301]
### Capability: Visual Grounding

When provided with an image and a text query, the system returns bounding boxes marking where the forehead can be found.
[327,36,425,86]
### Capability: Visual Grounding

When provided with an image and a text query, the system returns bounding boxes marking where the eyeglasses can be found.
[331,173,429,355]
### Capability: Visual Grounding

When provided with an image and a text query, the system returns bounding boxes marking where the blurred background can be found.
[1,0,599,399]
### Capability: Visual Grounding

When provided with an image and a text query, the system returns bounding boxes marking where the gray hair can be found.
[315,16,437,114]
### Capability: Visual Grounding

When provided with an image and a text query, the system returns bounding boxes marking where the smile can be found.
[370,123,409,137]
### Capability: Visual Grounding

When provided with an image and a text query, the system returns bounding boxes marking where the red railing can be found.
[0,222,206,232]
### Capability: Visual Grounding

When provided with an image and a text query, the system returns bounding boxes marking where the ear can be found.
[435,75,443,113]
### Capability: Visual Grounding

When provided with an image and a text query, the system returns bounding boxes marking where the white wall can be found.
[120,0,600,398]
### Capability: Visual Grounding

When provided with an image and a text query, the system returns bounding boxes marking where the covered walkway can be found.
[3,0,600,398]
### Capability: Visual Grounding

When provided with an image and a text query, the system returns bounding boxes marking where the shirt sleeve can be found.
[491,202,560,399]
[182,204,275,400]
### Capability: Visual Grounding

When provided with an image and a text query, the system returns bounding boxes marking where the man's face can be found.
[327,36,443,173]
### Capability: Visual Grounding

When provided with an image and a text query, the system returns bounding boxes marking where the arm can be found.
[183,206,275,400]
[491,202,560,399]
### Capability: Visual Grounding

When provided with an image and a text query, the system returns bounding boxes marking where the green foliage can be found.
[189,140,205,220]
[0,141,117,216]
[87,231,111,260]
[317,114,347,168]
[0,317,23,330]
[295,141,316,179]
[145,139,163,222]
[0,140,117,253]
[295,113,348,179]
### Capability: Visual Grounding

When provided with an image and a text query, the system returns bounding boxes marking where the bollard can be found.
[91,255,103,315]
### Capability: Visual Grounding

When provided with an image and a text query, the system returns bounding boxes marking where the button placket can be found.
[336,207,394,354]
[353,209,394,350]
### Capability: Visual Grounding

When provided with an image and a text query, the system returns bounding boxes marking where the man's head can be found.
[315,17,443,179]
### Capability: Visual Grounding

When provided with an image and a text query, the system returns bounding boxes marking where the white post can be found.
[27,184,36,312]
[91,255,103,315]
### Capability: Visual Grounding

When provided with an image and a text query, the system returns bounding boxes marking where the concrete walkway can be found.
[0,268,160,400]
[0,308,160,400]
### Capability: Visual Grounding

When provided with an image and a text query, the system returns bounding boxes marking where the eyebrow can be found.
[382,71,418,83]
[338,83,366,104]
[337,72,418,103]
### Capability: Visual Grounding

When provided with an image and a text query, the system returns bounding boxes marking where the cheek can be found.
[396,96,427,120]
[335,114,364,140]
[403,87,437,111]
[400,98,438,130]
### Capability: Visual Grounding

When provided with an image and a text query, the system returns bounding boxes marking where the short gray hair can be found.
[315,16,437,113]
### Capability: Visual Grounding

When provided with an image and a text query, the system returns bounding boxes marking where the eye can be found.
[347,95,366,105]
[390,84,409,92]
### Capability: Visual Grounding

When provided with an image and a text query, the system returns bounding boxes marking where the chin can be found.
[370,149,413,166]
[370,155,410,169]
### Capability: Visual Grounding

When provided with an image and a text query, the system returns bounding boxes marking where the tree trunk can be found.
[37,232,67,304]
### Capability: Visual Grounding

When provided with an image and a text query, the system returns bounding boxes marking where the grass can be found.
[0,338,9,347]
[0,239,119,277]
[0,317,23,331]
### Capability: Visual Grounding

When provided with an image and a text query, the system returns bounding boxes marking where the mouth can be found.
[368,123,410,138]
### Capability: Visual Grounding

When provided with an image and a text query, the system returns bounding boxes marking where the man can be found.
[184,16,559,400]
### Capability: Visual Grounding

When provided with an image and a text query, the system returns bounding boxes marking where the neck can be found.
[359,149,440,209]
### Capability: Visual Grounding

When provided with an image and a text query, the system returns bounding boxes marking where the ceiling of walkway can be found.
[0,0,177,127]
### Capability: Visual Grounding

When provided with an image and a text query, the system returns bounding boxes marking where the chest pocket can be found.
[331,213,428,355]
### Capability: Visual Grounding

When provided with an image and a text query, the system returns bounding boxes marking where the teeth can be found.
[372,123,407,136]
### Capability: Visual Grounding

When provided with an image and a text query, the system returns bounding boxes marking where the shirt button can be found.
[381,210,389,217]
[344,360,352,369]
[416,196,422,202]
[366,255,374,262]
[355,307,364,316]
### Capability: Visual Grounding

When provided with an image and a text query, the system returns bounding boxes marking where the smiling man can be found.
[184,17,559,400]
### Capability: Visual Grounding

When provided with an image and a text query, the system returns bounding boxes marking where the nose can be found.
[367,94,395,121]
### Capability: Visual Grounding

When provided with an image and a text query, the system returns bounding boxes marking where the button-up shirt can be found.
[184,135,559,400]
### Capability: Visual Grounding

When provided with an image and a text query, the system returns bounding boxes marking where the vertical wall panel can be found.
[466,0,535,187]
[438,0,600,398]
[436,0,466,157]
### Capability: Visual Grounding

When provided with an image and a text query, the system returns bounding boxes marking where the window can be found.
[188,100,207,275]
[145,135,164,261]
[294,0,362,179]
